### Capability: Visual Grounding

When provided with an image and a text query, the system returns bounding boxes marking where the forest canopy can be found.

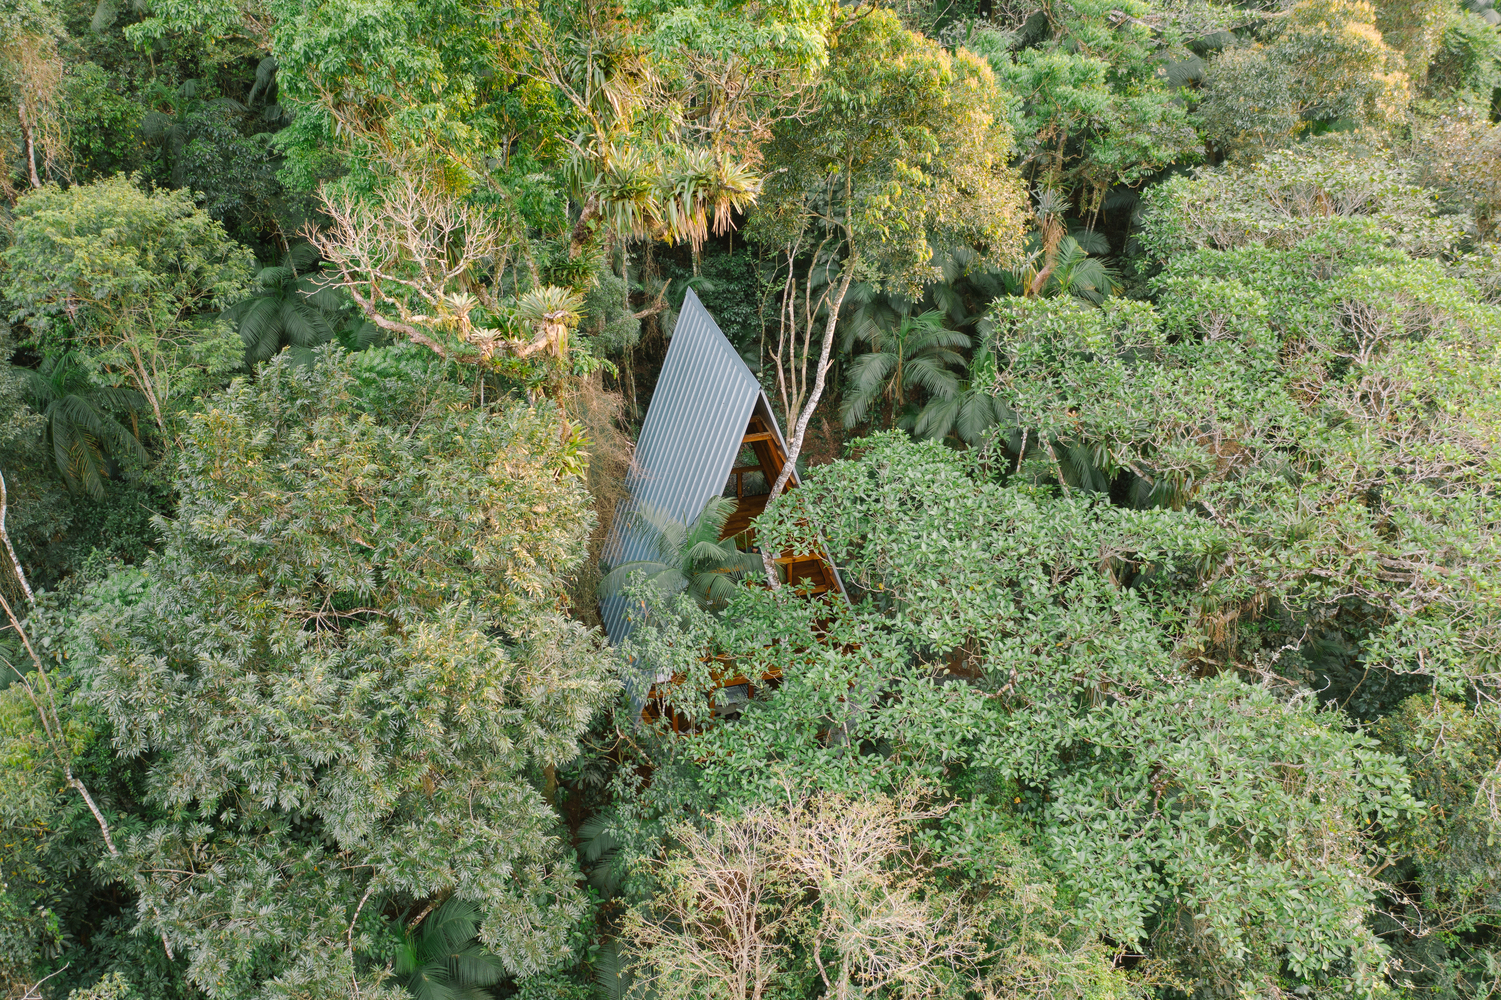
[1,0,1500,999]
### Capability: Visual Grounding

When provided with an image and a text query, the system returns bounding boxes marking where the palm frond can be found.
[592,940,630,1000]
[646,567,691,595]
[682,538,738,572]
[238,295,287,362]
[426,899,483,958]
[86,385,148,412]
[448,947,504,988]
[1061,257,1121,304]
[279,299,337,348]
[956,391,1008,445]
[903,357,961,399]
[839,382,881,429]
[696,570,750,608]
[1070,227,1111,255]
[283,241,322,275]
[91,411,150,466]
[687,494,737,544]
[598,560,674,597]
[54,394,114,444]
[254,264,298,289]
[844,351,897,395]
[915,327,972,352]
[577,813,623,894]
[20,366,60,406]
[912,392,960,440]
[49,413,87,496]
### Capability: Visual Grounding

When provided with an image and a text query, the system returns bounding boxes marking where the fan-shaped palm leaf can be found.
[393,899,505,1000]
[600,495,762,612]
[20,355,149,498]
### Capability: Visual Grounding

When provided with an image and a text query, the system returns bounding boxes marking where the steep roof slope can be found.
[600,288,777,643]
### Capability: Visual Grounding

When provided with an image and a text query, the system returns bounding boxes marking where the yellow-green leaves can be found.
[60,348,614,998]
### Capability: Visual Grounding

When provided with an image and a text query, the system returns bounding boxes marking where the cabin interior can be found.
[718,397,840,598]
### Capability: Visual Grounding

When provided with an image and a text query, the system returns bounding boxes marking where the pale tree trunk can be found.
[0,470,34,604]
[17,98,41,188]
[761,252,856,588]
[0,549,174,959]
[125,336,167,434]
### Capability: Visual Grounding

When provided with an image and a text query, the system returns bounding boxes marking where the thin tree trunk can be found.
[761,253,856,588]
[0,470,34,604]
[18,98,41,188]
[0,586,174,959]
[124,338,167,434]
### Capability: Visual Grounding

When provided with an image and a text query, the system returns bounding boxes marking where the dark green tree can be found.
[50,346,613,998]
[223,243,344,365]
[394,898,507,1000]
[19,354,148,498]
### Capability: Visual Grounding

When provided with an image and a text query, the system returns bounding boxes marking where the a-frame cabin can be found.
[600,288,843,649]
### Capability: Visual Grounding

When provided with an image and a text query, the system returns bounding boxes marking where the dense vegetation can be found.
[2,0,1500,997]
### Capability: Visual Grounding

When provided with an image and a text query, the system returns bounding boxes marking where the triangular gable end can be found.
[599,289,843,646]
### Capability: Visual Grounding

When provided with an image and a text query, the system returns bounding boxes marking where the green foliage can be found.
[223,243,344,365]
[1271,0,1412,128]
[0,175,251,430]
[392,899,506,1000]
[577,268,640,358]
[990,221,1501,692]
[1424,9,1501,107]
[967,0,1203,211]
[67,973,132,1000]
[19,353,148,497]
[666,249,767,364]
[12,0,1501,995]
[753,7,1028,293]
[511,971,593,1000]
[59,62,147,181]
[54,347,614,998]
[614,434,1417,992]
[1378,697,1501,932]
[839,309,969,429]
[600,495,763,612]
[1191,0,1416,159]
[1136,145,1466,263]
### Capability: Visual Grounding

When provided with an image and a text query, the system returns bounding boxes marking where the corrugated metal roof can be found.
[600,289,763,644]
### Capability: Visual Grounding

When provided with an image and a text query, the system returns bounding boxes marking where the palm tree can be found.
[20,354,149,498]
[1034,234,1121,304]
[393,898,506,1000]
[911,346,1014,445]
[839,309,971,430]
[1005,190,1122,304]
[224,243,345,365]
[599,495,764,611]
